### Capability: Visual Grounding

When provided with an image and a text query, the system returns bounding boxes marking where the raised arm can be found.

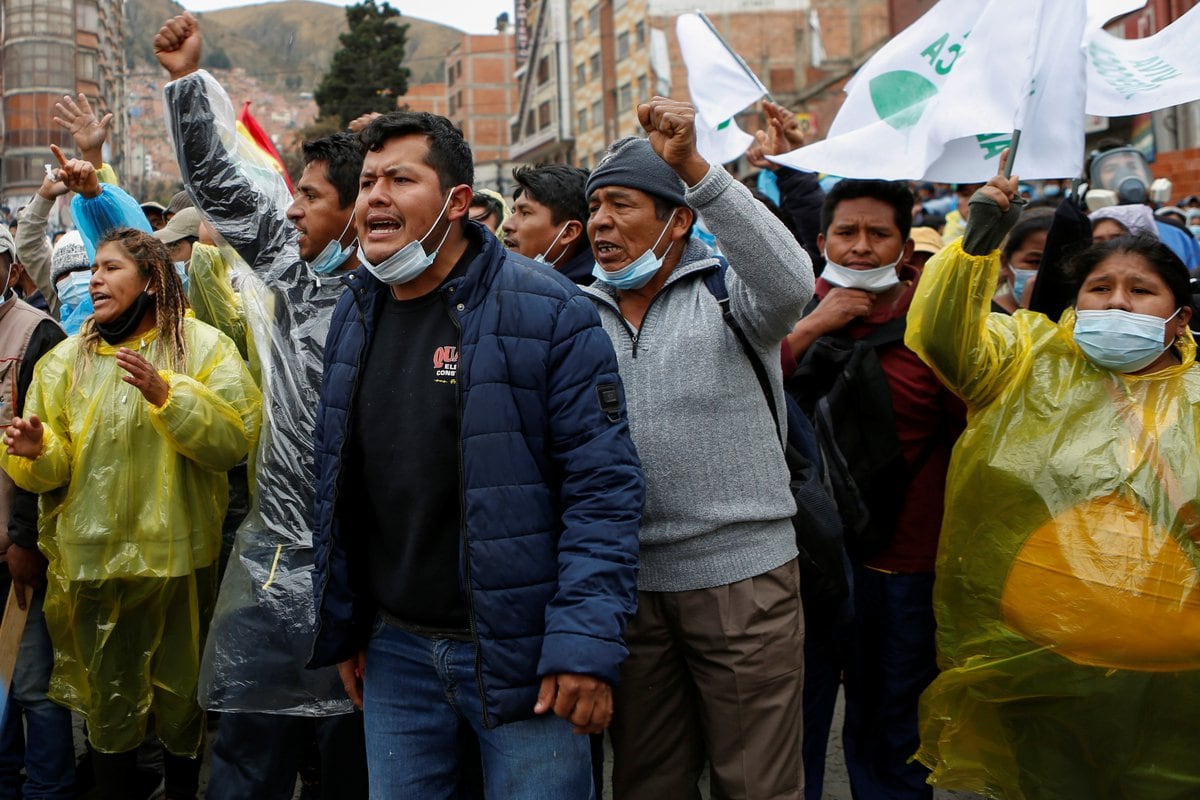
[155,13,300,283]
[638,97,814,348]
[905,166,1029,407]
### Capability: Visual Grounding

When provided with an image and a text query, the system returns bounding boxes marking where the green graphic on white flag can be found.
[771,0,1086,182]
[1084,4,1200,116]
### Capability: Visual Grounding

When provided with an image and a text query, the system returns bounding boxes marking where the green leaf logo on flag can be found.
[869,70,938,131]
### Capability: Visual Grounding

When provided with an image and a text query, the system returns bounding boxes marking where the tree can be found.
[314,0,411,127]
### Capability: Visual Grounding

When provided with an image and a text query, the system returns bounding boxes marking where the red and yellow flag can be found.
[236,101,294,194]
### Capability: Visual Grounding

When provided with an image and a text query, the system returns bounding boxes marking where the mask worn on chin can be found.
[96,281,156,345]
[1010,268,1037,301]
[534,223,571,267]
[357,194,454,285]
[1073,307,1180,373]
[308,215,357,274]
[592,212,676,291]
[821,250,903,293]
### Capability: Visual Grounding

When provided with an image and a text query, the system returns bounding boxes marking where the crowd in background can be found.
[0,8,1198,800]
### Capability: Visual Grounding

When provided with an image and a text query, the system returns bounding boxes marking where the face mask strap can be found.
[540,222,571,266]
[418,191,457,249]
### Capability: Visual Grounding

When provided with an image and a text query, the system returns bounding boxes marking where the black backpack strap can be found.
[701,260,784,447]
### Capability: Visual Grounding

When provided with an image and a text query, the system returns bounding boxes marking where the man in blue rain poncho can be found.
[155,11,367,799]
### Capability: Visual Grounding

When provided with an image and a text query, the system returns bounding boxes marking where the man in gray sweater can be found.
[583,97,814,799]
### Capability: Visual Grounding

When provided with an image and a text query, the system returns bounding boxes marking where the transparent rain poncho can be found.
[164,69,352,715]
[906,239,1200,798]
[0,320,260,754]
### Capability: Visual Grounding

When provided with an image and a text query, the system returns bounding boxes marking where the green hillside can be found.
[124,0,462,91]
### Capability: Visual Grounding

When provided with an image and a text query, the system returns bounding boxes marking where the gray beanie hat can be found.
[51,231,89,283]
[585,137,686,208]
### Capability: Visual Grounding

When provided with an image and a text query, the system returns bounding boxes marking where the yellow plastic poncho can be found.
[0,317,260,756]
[906,239,1200,799]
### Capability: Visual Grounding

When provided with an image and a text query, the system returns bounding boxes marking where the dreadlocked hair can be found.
[78,228,189,374]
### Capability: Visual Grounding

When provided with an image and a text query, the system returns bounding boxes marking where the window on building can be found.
[77,49,99,82]
[527,111,536,133]
[457,90,464,110]
[537,56,550,85]
[76,0,100,31]
[617,32,629,60]
[457,62,463,79]
[538,101,552,130]
[588,4,600,32]
[577,108,587,132]
[448,65,456,86]
[590,52,601,80]
[637,74,648,103]
[636,21,646,46]
[574,17,584,40]
[591,100,602,130]
[576,62,586,86]
[618,82,632,112]
[449,94,457,115]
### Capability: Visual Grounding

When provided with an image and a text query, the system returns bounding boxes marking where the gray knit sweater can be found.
[583,165,815,591]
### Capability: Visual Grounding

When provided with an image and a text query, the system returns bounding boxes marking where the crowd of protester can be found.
[0,9,1198,800]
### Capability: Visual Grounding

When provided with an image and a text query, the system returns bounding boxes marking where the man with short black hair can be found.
[502,164,593,284]
[786,178,964,800]
[156,11,368,799]
[311,109,643,798]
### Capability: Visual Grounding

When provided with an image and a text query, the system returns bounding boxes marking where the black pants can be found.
[91,748,200,800]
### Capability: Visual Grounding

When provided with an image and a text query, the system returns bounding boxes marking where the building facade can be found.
[1,0,125,204]
[446,31,519,194]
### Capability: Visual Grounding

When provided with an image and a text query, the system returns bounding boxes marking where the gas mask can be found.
[1086,147,1153,207]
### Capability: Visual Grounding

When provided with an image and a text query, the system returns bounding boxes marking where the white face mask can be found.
[357,192,454,285]
[308,214,356,274]
[534,223,571,267]
[821,249,902,293]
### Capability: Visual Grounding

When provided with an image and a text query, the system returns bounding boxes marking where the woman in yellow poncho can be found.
[908,163,1200,799]
[1,227,260,799]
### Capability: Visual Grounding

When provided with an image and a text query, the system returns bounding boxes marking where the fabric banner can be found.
[676,12,767,165]
[1084,4,1200,117]
[237,101,295,194]
[770,0,1086,181]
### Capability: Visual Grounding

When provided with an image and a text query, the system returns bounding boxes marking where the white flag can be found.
[1086,0,1145,30]
[771,0,1087,181]
[676,12,767,164]
[1084,4,1200,117]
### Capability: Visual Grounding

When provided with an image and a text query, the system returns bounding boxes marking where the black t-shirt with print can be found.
[351,237,480,632]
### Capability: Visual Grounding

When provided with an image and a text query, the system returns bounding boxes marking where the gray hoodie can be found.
[584,166,815,592]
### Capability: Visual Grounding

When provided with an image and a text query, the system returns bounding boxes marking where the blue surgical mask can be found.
[357,194,453,285]
[1073,308,1180,373]
[1189,225,1200,240]
[308,215,356,274]
[592,212,676,291]
[58,271,91,314]
[821,250,902,293]
[173,261,189,294]
[1011,267,1037,300]
[1043,185,1061,198]
[534,223,570,267]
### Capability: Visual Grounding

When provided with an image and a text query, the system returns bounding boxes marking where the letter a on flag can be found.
[771,0,1087,182]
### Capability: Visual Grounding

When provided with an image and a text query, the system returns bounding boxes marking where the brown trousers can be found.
[611,559,805,800]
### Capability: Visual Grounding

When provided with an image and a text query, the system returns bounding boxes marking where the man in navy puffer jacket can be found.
[309,111,644,799]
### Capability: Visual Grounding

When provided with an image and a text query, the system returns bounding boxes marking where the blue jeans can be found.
[804,567,937,800]
[0,586,75,799]
[363,621,594,800]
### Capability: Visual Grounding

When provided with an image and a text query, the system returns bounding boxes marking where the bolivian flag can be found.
[237,101,294,194]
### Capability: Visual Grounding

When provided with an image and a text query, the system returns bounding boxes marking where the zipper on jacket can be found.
[313,279,371,650]
[615,288,671,359]
[448,298,491,729]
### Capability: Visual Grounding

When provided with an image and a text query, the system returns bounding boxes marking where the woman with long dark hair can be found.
[0,227,259,800]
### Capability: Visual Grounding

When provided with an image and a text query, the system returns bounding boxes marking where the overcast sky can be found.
[179,0,516,34]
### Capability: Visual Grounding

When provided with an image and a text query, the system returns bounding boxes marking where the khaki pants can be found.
[611,559,805,800]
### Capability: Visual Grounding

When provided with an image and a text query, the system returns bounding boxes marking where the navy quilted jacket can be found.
[309,225,644,726]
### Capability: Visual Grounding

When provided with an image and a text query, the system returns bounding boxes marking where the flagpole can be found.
[1004,130,1022,178]
[694,11,774,103]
